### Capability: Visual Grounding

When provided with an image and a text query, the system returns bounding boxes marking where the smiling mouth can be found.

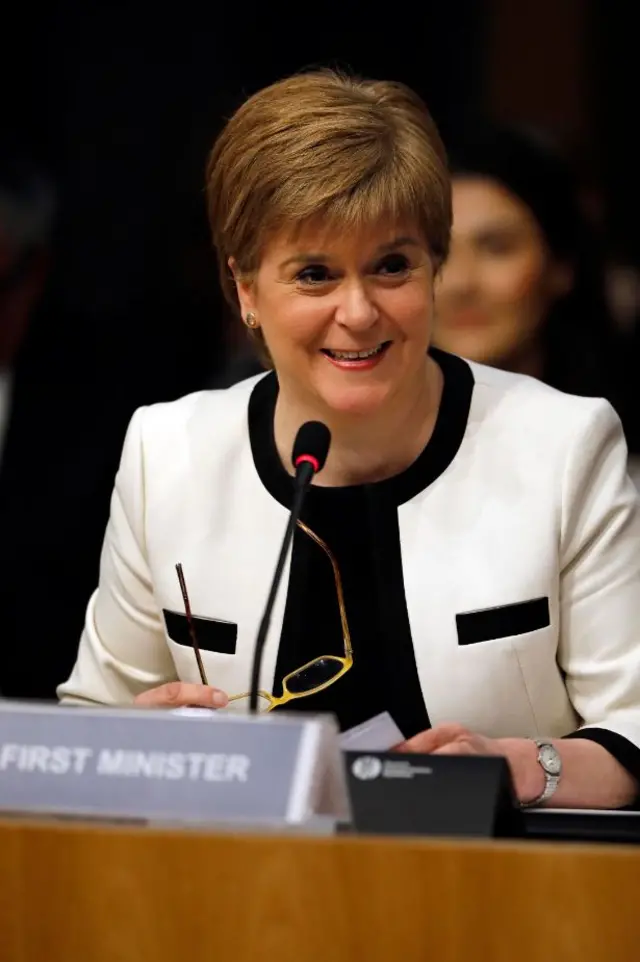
[321,341,391,361]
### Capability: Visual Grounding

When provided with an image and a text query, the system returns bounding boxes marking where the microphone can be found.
[249,421,331,712]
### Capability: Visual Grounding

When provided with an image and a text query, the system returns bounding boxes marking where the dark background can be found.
[5,1,638,376]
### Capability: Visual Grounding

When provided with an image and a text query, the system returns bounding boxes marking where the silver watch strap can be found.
[521,739,561,808]
[529,772,560,806]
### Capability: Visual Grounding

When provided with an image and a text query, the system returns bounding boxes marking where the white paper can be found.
[339,711,404,752]
[170,707,405,753]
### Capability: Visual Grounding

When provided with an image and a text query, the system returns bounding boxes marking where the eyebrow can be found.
[464,219,528,236]
[278,235,423,269]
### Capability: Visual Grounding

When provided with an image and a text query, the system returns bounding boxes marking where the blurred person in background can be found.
[433,123,639,471]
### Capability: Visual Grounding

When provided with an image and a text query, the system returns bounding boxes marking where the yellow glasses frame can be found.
[175,520,353,712]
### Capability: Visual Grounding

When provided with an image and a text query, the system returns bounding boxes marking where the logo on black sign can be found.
[351,756,383,780]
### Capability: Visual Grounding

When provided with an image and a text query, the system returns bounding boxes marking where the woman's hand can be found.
[134,682,229,710]
[398,722,544,805]
[400,722,638,809]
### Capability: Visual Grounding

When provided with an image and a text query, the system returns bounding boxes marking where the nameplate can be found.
[343,751,523,838]
[0,702,350,828]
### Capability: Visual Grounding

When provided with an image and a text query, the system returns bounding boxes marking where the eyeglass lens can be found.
[285,657,344,694]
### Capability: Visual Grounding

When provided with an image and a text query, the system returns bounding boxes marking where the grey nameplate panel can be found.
[0,702,347,826]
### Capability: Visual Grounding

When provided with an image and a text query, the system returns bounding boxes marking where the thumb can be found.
[135,682,229,709]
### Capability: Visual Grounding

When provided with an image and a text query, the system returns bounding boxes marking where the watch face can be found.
[539,744,562,775]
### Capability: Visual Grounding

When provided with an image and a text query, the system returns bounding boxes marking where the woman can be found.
[433,123,638,451]
[59,70,640,810]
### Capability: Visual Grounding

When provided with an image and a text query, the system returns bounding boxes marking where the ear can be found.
[228,256,256,317]
[547,259,574,300]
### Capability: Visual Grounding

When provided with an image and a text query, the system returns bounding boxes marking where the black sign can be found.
[343,752,523,838]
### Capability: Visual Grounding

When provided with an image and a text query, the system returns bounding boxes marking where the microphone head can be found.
[292,421,331,475]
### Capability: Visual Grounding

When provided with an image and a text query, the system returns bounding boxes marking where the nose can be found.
[334,280,379,332]
[436,245,479,304]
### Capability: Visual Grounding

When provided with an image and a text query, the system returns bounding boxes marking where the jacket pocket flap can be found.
[456,597,550,645]
[162,609,237,655]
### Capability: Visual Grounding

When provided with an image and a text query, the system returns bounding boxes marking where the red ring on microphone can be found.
[294,454,320,473]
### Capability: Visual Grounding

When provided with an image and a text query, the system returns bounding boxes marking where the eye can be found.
[476,232,520,256]
[296,264,333,285]
[376,253,411,276]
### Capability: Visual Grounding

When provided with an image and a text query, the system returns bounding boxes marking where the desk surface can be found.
[1,818,639,962]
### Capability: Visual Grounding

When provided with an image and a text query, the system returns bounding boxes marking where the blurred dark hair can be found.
[446,122,629,406]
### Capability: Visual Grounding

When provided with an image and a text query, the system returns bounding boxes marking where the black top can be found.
[248,349,640,787]
[249,349,472,736]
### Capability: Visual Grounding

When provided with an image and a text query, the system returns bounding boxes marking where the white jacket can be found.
[58,359,640,753]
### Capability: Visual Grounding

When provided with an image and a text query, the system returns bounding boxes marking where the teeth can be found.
[329,344,385,360]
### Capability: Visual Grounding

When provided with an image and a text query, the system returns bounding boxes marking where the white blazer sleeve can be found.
[559,399,640,750]
[57,408,177,705]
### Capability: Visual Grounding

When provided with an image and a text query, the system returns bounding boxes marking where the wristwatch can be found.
[521,739,562,808]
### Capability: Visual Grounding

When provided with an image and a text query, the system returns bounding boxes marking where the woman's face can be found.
[433,177,571,371]
[233,220,436,418]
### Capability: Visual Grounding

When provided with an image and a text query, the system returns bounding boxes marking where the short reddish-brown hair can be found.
[206,69,451,348]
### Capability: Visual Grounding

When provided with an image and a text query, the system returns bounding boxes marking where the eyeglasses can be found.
[175,519,353,712]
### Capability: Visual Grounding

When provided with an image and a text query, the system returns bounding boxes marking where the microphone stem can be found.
[249,463,313,712]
